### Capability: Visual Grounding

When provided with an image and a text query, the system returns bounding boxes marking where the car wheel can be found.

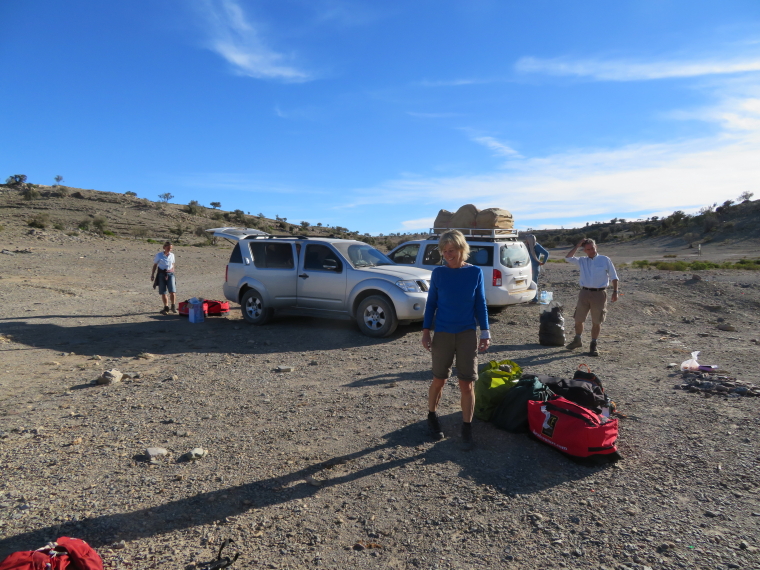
[356,295,398,338]
[241,289,272,325]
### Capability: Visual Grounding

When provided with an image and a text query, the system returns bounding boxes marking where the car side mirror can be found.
[323,259,339,271]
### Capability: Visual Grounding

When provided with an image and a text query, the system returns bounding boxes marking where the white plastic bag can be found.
[680,351,700,372]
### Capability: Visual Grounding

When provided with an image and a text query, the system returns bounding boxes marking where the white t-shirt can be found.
[153,251,175,271]
[565,254,618,288]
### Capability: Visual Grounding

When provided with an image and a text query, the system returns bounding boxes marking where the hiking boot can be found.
[461,423,475,451]
[427,412,444,440]
[160,306,169,315]
[589,341,600,357]
[566,336,583,350]
[170,303,178,314]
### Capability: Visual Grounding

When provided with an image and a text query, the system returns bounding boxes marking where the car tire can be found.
[356,295,398,338]
[241,289,272,325]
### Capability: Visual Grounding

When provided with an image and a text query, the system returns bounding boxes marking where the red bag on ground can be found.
[528,397,619,458]
[178,300,229,316]
[0,537,103,570]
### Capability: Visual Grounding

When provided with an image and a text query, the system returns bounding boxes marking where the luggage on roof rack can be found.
[429,227,519,240]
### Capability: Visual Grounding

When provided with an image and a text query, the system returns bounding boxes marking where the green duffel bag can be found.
[474,359,522,422]
[491,374,554,433]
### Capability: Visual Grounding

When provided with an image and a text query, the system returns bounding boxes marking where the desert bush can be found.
[210,201,221,209]
[102,230,115,236]
[125,191,137,197]
[185,200,205,216]
[147,238,159,244]
[27,213,50,229]
[78,219,91,231]
[158,192,174,203]
[300,221,310,230]
[92,216,108,232]
[131,227,149,240]
[652,260,689,271]
[66,231,78,236]
[53,223,65,230]
[232,209,246,224]
[211,211,224,221]
[22,186,40,200]
[631,260,650,269]
[663,254,677,258]
[170,224,187,241]
[735,259,760,270]
[738,191,754,202]
[703,214,718,232]
[53,175,64,186]
[56,186,70,197]
[5,174,27,186]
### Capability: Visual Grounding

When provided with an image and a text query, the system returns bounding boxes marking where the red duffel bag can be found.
[0,537,103,570]
[178,300,230,316]
[528,396,619,458]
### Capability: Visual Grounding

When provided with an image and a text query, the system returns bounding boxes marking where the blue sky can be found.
[2,1,760,234]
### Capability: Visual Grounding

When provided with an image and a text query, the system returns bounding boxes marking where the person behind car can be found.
[523,234,549,303]
[151,241,177,315]
[421,230,490,450]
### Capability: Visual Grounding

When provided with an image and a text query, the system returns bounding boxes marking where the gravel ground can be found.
[1,229,759,570]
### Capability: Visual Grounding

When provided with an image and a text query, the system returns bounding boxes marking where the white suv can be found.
[388,228,535,308]
[210,228,432,337]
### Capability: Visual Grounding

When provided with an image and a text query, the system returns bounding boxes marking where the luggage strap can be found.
[544,402,598,426]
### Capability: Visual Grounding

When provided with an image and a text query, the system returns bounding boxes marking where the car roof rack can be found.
[427,227,520,240]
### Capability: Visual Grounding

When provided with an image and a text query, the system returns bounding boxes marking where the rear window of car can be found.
[500,242,530,268]
[229,243,243,264]
[250,242,295,269]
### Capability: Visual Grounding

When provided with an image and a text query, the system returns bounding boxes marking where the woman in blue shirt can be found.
[421,230,490,450]
[524,234,549,303]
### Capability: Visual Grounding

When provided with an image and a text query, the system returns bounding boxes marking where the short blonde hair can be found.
[438,230,470,261]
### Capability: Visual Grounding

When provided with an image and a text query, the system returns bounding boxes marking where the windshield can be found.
[500,242,530,268]
[333,242,394,268]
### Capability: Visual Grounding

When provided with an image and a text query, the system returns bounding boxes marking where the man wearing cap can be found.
[564,238,619,356]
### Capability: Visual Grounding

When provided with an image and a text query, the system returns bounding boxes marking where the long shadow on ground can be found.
[0,419,607,558]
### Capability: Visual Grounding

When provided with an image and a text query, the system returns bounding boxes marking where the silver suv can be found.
[210,228,432,337]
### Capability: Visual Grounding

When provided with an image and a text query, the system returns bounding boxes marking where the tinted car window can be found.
[229,243,243,264]
[304,244,343,272]
[500,243,530,268]
[466,246,493,267]
[250,242,295,269]
[389,244,420,264]
[422,244,442,266]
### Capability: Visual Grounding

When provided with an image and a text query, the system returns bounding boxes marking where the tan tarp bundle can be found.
[476,208,514,229]
[433,209,453,228]
[433,205,514,230]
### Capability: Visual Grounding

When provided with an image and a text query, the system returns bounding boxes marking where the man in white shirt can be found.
[151,242,177,315]
[564,238,619,356]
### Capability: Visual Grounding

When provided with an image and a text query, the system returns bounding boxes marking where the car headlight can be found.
[395,280,422,293]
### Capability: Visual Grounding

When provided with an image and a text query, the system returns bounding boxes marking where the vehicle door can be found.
[421,243,443,268]
[297,243,348,312]
[248,242,298,306]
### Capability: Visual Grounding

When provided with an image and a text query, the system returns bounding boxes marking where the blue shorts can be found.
[158,272,176,295]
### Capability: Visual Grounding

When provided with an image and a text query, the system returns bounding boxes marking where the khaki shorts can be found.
[431,329,478,382]
[573,288,607,326]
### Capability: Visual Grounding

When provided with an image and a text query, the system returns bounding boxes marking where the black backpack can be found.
[536,370,609,414]
[491,374,554,433]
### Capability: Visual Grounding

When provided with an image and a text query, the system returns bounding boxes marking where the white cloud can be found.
[361,95,760,231]
[516,55,760,81]
[400,217,435,231]
[471,135,522,159]
[198,0,310,81]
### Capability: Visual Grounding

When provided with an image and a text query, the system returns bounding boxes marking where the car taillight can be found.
[225,265,228,283]
[493,269,502,287]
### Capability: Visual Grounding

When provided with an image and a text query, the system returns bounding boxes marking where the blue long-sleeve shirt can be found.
[423,264,489,334]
